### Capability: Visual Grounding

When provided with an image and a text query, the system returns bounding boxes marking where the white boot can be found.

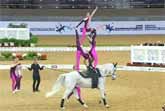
[83,104,88,108]
[12,90,16,94]
[105,104,110,108]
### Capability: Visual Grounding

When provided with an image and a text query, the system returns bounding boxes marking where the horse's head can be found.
[99,63,117,80]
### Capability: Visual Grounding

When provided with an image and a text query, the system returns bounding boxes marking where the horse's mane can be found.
[99,63,114,75]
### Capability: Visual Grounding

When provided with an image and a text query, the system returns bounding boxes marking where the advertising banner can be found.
[1,21,165,35]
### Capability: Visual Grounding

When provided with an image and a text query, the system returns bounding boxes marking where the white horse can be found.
[46,63,117,110]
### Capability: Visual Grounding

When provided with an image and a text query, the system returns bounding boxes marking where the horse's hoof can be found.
[112,75,116,80]
[61,107,65,111]
[45,93,51,98]
[45,94,49,98]
[99,100,102,104]
[112,78,116,80]
[83,104,88,108]
[105,104,110,108]
[66,99,69,103]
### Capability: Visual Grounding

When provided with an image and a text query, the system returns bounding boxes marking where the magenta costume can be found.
[89,29,98,68]
[70,29,90,100]
[10,66,17,91]
[75,29,89,71]
[76,17,90,44]
[10,64,22,91]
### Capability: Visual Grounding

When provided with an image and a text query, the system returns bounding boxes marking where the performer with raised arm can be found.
[27,57,45,92]
[10,57,22,93]
[76,7,98,45]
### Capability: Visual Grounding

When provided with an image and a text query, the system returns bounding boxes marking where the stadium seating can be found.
[0,0,164,9]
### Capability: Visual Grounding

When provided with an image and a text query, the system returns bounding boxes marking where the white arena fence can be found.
[1,46,165,72]
[131,46,165,64]
[0,46,130,52]
[1,64,165,72]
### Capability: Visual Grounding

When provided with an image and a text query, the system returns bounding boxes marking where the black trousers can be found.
[33,75,40,92]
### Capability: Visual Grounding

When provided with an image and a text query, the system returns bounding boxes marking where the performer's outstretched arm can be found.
[90,6,98,20]
[88,6,98,25]
[76,19,85,28]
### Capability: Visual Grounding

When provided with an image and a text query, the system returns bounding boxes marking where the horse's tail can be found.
[46,74,65,98]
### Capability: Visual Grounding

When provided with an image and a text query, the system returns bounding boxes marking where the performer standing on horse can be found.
[70,28,98,99]
[70,7,98,100]
[74,29,90,71]
[87,28,98,69]
[69,29,90,99]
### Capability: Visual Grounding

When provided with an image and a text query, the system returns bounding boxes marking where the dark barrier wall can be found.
[0,0,164,9]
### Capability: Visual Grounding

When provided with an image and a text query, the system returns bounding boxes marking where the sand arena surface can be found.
[0,36,165,111]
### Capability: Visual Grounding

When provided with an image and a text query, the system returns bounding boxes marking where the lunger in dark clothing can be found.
[28,58,44,92]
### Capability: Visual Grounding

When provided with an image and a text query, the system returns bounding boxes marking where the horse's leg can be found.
[61,80,76,110]
[72,88,88,108]
[60,89,73,110]
[60,99,65,110]
[99,89,109,108]
[98,78,109,108]
[67,86,80,100]
[67,91,73,100]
